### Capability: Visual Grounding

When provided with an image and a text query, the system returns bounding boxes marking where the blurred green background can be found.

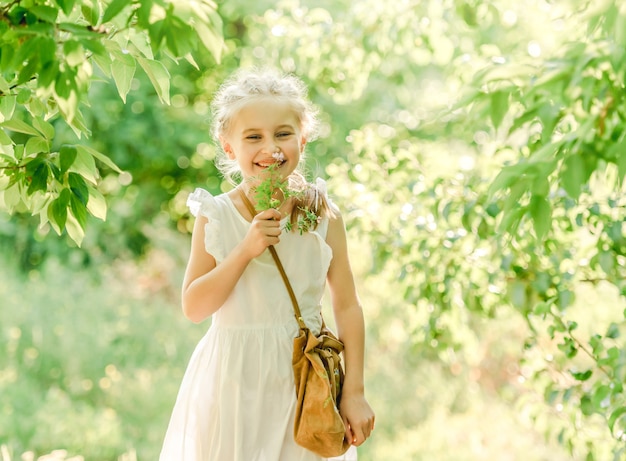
[2,0,626,460]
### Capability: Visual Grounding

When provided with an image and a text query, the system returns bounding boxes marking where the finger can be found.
[362,422,371,439]
[343,419,353,445]
[351,427,366,446]
[260,223,282,236]
[257,208,282,221]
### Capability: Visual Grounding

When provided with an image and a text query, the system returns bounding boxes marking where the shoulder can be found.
[326,204,347,250]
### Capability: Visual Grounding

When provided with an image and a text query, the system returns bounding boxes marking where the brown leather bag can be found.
[239,189,350,457]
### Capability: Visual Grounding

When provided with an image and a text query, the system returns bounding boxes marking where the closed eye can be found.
[246,135,262,140]
[277,132,293,138]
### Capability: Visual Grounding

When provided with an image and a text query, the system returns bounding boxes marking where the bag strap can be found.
[237,187,308,330]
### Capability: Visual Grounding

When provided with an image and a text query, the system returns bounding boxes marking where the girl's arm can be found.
[325,211,375,446]
[182,207,282,323]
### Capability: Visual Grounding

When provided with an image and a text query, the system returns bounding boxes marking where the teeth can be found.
[257,160,284,168]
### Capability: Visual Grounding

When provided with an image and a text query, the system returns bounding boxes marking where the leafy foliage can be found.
[0,0,224,246]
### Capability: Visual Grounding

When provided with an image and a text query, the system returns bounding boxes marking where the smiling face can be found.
[220,97,306,185]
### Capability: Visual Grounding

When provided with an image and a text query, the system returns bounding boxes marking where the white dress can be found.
[159,184,358,461]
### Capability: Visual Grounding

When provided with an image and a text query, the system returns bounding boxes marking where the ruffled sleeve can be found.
[187,188,225,263]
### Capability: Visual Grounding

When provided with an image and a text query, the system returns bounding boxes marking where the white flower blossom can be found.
[272,151,285,162]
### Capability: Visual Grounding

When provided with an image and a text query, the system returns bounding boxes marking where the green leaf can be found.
[599,346,620,367]
[498,206,526,235]
[102,0,129,23]
[485,202,500,217]
[599,251,615,273]
[63,40,86,68]
[569,369,592,381]
[531,174,550,196]
[533,301,551,315]
[128,31,154,59]
[164,15,195,56]
[591,384,611,409]
[508,280,527,310]
[617,148,626,182]
[67,108,90,138]
[24,137,50,156]
[54,70,79,122]
[609,406,626,434]
[487,163,530,199]
[0,45,15,75]
[57,22,99,37]
[148,20,165,52]
[55,0,76,16]
[2,184,21,210]
[135,0,152,27]
[473,63,535,85]
[194,18,223,64]
[558,289,574,309]
[606,322,620,339]
[560,154,585,199]
[529,140,564,164]
[557,337,578,358]
[529,194,551,240]
[26,159,49,195]
[86,186,107,220]
[70,146,98,184]
[1,119,40,136]
[16,89,31,104]
[0,129,13,145]
[68,172,89,204]
[65,208,85,246]
[589,334,603,355]
[111,56,136,103]
[38,60,59,89]
[0,95,16,123]
[32,117,55,140]
[490,91,509,129]
[17,57,40,86]
[77,145,123,173]
[48,189,70,233]
[70,193,88,228]
[580,395,593,415]
[92,52,113,77]
[30,5,59,23]
[81,1,101,26]
[80,38,108,57]
[137,57,170,105]
[59,145,78,174]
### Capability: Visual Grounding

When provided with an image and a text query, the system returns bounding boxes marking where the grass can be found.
[0,245,204,460]
[0,231,578,460]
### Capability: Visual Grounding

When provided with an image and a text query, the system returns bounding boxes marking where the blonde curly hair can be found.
[210,67,320,184]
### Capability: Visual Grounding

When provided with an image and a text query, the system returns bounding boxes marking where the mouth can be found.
[255,160,285,169]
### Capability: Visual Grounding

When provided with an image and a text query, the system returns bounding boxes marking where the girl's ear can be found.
[300,136,307,152]
[220,137,235,159]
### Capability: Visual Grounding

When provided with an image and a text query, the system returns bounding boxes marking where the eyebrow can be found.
[241,124,295,134]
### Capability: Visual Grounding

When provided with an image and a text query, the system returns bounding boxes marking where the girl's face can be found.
[220,97,306,184]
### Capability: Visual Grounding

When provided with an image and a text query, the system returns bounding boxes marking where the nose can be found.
[261,140,281,154]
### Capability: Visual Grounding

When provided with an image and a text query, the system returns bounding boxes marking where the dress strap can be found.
[237,188,308,330]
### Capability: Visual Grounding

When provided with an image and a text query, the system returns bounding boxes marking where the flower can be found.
[272,151,285,162]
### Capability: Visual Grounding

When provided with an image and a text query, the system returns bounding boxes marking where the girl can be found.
[159,68,375,461]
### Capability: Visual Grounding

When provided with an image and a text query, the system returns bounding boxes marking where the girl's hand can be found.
[241,208,282,259]
[339,391,375,447]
